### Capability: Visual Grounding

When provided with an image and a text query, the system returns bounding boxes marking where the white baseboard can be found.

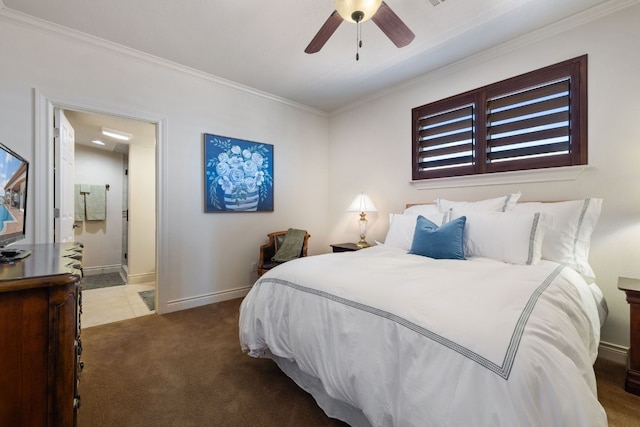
[163,286,251,314]
[83,265,154,285]
[598,341,628,365]
[127,272,155,285]
[82,265,121,276]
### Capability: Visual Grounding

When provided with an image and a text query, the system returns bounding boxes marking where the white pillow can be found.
[454,210,549,265]
[384,211,449,251]
[436,192,521,213]
[402,203,440,217]
[512,199,602,277]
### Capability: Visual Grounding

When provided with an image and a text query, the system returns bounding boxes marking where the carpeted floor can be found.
[77,298,344,427]
[81,272,125,290]
[77,298,640,426]
[593,357,640,427]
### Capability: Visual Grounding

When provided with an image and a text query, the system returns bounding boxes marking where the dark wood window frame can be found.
[412,55,587,181]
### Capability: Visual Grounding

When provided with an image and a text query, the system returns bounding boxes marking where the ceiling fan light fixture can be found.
[334,0,383,23]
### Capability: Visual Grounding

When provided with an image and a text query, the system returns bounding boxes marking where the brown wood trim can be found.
[0,274,79,293]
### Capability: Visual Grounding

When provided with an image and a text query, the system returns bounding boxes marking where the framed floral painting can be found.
[204,133,274,212]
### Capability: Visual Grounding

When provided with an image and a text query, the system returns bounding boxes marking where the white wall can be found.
[73,144,124,273]
[0,11,330,313]
[327,3,640,350]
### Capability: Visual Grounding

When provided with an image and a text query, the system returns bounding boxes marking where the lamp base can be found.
[356,239,370,248]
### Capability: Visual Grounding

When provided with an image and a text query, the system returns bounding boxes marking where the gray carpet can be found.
[82,272,125,290]
[138,290,155,311]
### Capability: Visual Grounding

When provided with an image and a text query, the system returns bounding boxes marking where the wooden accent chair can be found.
[258,230,310,278]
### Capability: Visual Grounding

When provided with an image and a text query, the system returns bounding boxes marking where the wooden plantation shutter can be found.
[487,80,570,163]
[413,94,477,179]
[412,55,587,180]
[413,96,476,178]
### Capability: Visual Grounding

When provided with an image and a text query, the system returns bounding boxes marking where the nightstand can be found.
[331,243,363,253]
[618,276,640,396]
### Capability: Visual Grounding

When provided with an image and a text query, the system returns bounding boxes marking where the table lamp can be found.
[347,192,377,248]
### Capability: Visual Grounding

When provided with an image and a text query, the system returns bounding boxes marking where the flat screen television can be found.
[0,142,30,262]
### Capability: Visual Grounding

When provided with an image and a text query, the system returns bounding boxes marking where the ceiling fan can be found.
[305,0,415,59]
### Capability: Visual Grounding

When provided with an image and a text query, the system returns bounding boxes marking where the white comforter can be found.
[239,245,607,427]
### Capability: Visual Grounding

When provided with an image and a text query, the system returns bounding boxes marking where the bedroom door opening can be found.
[53,107,158,325]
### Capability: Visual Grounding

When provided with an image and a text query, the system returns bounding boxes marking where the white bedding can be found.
[239,245,607,427]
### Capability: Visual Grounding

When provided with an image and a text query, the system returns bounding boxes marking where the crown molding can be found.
[332,0,640,116]
[0,4,327,117]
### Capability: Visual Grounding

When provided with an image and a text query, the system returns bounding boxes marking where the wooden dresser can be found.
[0,243,84,427]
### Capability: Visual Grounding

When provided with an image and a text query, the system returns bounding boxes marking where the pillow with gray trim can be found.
[511,199,602,277]
[436,192,521,213]
[452,209,549,265]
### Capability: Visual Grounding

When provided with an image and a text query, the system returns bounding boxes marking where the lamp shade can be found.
[347,193,377,213]
[334,0,383,23]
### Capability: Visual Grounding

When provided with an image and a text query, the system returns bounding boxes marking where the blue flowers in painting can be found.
[204,134,273,212]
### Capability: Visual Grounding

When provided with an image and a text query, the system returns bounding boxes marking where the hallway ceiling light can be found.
[92,139,106,146]
[102,127,132,141]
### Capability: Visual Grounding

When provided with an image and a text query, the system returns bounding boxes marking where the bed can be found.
[239,195,609,426]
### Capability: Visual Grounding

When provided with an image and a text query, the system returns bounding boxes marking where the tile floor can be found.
[81,283,155,328]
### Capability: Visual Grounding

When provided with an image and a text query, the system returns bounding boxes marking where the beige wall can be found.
[73,144,124,273]
[128,143,156,284]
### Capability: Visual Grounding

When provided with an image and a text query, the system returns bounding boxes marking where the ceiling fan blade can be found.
[371,2,415,48]
[305,11,343,54]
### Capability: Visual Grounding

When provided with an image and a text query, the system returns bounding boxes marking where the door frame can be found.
[34,89,169,314]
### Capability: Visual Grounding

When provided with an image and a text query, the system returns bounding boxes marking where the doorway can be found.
[33,90,167,316]
[55,108,157,326]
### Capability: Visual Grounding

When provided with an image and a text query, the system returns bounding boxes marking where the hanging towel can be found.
[74,184,86,221]
[272,228,307,262]
[85,184,106,221]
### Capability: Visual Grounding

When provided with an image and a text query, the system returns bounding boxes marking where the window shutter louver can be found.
[416,104,474,171]
[486,79,571,166]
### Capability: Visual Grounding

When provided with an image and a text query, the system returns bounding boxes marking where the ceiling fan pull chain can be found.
[352,10,365,61]
[356,20,361,61]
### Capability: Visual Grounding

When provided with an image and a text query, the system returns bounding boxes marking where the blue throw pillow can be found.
[408,215,466,260]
